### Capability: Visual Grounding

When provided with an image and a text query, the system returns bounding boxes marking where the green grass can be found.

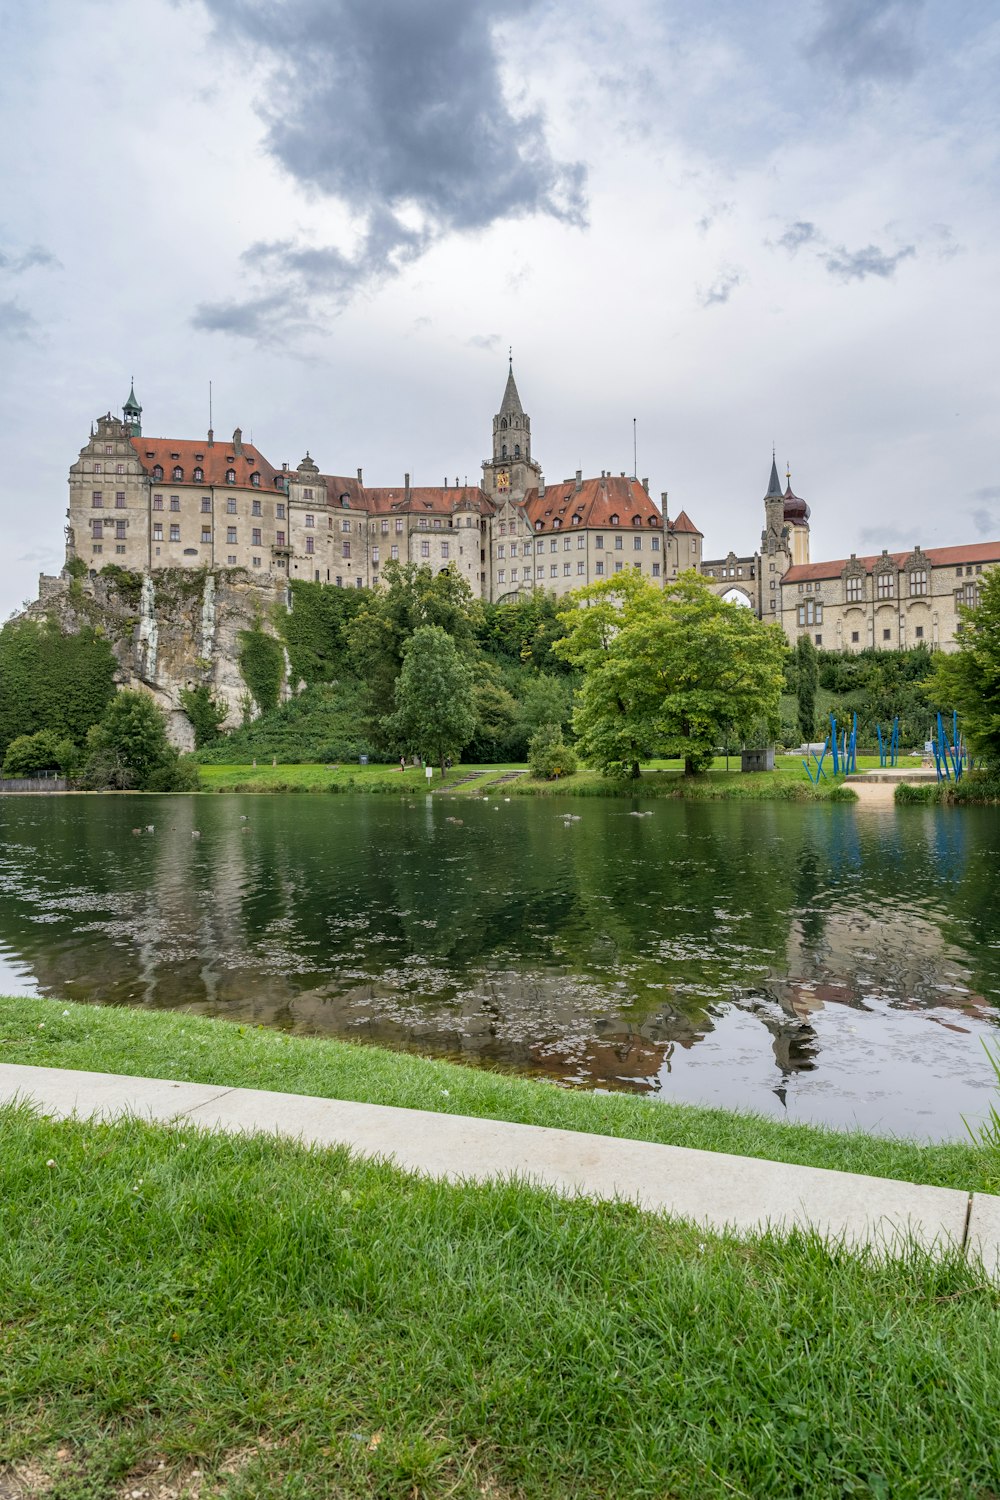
[3,1107,1000,1499]
[2,998,995,1193]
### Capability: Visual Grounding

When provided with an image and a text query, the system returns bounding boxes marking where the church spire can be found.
[499,357,524,419]
[766,450,782,498]
[123,379,142,437]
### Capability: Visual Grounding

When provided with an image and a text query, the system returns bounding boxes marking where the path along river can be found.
[0,792,998,1141]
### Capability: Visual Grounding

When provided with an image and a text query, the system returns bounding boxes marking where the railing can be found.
[0,776,70,793]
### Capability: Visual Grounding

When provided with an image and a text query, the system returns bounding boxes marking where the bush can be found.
[82,690,183,791]
[894,781,940,805]
[145,754,201,792]
[528,723,578,780]
[180,684,227,748]
[2,730,63,777]
[942,767,1000,804]
[238,626,285,716]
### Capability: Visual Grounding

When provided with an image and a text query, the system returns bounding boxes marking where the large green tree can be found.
[925,567,1000,763]
[83,690,195,791]
[795,634,819,742]
[348,563,479,744]
[556,571,788,776]
[0,618,117,754]
[385,624,476,776]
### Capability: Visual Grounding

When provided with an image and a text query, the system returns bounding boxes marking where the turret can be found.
[123,380,142,437]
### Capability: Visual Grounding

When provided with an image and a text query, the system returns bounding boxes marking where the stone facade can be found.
[62,374,998,653]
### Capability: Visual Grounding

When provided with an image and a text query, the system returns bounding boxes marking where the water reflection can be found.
[0,793,998,1139]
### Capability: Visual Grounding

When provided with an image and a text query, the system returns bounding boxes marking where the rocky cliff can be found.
[27,567,290,750]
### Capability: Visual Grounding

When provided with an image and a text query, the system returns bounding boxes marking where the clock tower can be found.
[482,357,542,501]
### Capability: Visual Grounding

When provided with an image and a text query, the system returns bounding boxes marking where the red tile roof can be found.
[317,475,368,509]
[522,476,662,534]
[132,437,286,492]
[364,485,494,517]
[784,540,1000,584]
[669,509,702,535]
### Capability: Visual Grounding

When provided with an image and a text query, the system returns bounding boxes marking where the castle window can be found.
[514,445,520,458]
[615,536,623,550]
[915,625,924,638]
[276,503,285,520]
[194,467,203,481]
[691,539,697,553]
[846,576,862,603]
[633,536,642,550]
[510,567,518,582]
[168,495,179,512]
[572,514,580,525]
[153,523,163,541]
[814,635,822,647]
[578,534,585,549]
[153,466,163,479]
[595,560,604,576]
[116,492,125,508]
[94,463,102,474]
[226,469,236,484]
[251,473,260,487]
[651,536,660,551]
[226,498,237,514]
[91,491,103,507]
[910,569,927,596]
[381,519,389,534]
[169,524,180,542]
[434,519,441,529]
[564,537,571,551]
[228,555,237,566]
[595,535,604,549]
[390,544,399,560]
[275,477,284,489]
[500,522,506,535]
[252,556,261,568]
[305,537,314,555]
[252,500,262,516]
[563,563,571,576]
[652,563,660,578]
[395,518,403,534]
[252,528,262,546]
[305,514,314,528]
[201,527,211,544]
[92,519,103,539]
[615,561,624,573]
[509,542,518,557]
[276,531,285,546]
[632,515,641,525]
[883,628,891,640]
[227,527,237,544]
[502,445,507,458]
[420,541,429,558]
[497,545,505,559]
[497,569,506,584]
[553,517,561,528]
[341,518,350,533]
[609,514,619,525]
[201,497,211,513]
[441,542,450,559]
[956,567,963,577]
[851,631,859,643]
[577,560,585,574]
[876,572,894,599]
[172,466,183,481]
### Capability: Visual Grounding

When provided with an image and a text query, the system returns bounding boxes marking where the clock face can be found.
[497,470,510,491]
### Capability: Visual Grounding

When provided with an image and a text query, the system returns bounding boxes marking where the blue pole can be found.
[830,714,839,775]
[877,724,885,767]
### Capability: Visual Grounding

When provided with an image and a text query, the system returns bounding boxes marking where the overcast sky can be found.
[1,0,998,615]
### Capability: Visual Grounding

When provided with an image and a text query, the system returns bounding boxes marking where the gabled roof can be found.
[364,485,494,517]
[783,540,1000,584]
[317,475,368,509]
[669,509,702,535]
[522,475,662,533]
[131,436,284,491]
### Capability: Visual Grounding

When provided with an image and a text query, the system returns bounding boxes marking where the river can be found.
[1,792,998,1140]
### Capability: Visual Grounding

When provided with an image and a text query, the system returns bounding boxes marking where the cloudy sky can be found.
[1,0,998,615]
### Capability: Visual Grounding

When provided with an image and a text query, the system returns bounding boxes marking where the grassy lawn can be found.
[196,755,908,800]
[3,998,996,1193]
[4,1106,999,1499]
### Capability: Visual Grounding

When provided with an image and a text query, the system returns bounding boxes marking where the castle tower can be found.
[123,380,142,437]
[781,466,811,567]
[482,357,542,502]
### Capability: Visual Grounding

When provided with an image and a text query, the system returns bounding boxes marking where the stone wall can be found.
[25,568,288,750]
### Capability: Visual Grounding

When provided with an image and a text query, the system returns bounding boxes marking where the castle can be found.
[64,368,999,653]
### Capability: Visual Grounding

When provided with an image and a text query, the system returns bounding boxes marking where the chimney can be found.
[574,469,582,492]
[232,427,243,456]
[357,468,363,483]
[538,475,545,498]
[455,477,459,489]
[404,471,411,503]
[444,476,448,488]
[282,461,288,472]
[642,477,649,493]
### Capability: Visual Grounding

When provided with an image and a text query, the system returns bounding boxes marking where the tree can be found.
[385,624,476,776]
[528,723,577,779]
[83,690,194,790]
[179,684,227,748]
[795,635,819,743]
[925,567,1000,764]
[556,571,788,776]
[3,730,63,777]
[348,562,479,746]
[0,618,117,755]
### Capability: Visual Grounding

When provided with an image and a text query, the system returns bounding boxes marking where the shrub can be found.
[2,730,63,777]
[180,684,227,748]
[238,626,285,716]
[528,723,578,780]
[894,781,940,805]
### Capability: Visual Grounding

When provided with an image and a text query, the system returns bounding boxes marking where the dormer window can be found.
[274,477,284,489]
[632,515,642,526]
[535,520,542,531]
[152,465,163,480]
[172,466,183,481]
[193,467,203,481]
[226,469,236,484]
[251,472,260,487]
[572,514,581,525]
[553,517,561,528]
[609,513,620,525]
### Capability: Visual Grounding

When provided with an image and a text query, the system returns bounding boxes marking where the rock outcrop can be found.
[27,567,288,749]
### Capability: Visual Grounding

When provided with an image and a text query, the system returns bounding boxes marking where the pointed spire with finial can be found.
[766,447,782,498]
[123,378,142,436]
[500,352,523,418]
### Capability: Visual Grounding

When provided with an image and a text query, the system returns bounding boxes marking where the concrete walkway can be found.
[1,1062,997,1276]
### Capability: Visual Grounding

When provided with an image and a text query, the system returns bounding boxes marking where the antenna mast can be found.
[633,417,637,480]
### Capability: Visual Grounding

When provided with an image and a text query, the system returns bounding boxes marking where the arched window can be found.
[514,444,521,458]
[193,467,203,481]
[172,466,183,481]
[152,465,163,480]
[502,444,507,458]
[226,469,236,484]
[500,417,507,430]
